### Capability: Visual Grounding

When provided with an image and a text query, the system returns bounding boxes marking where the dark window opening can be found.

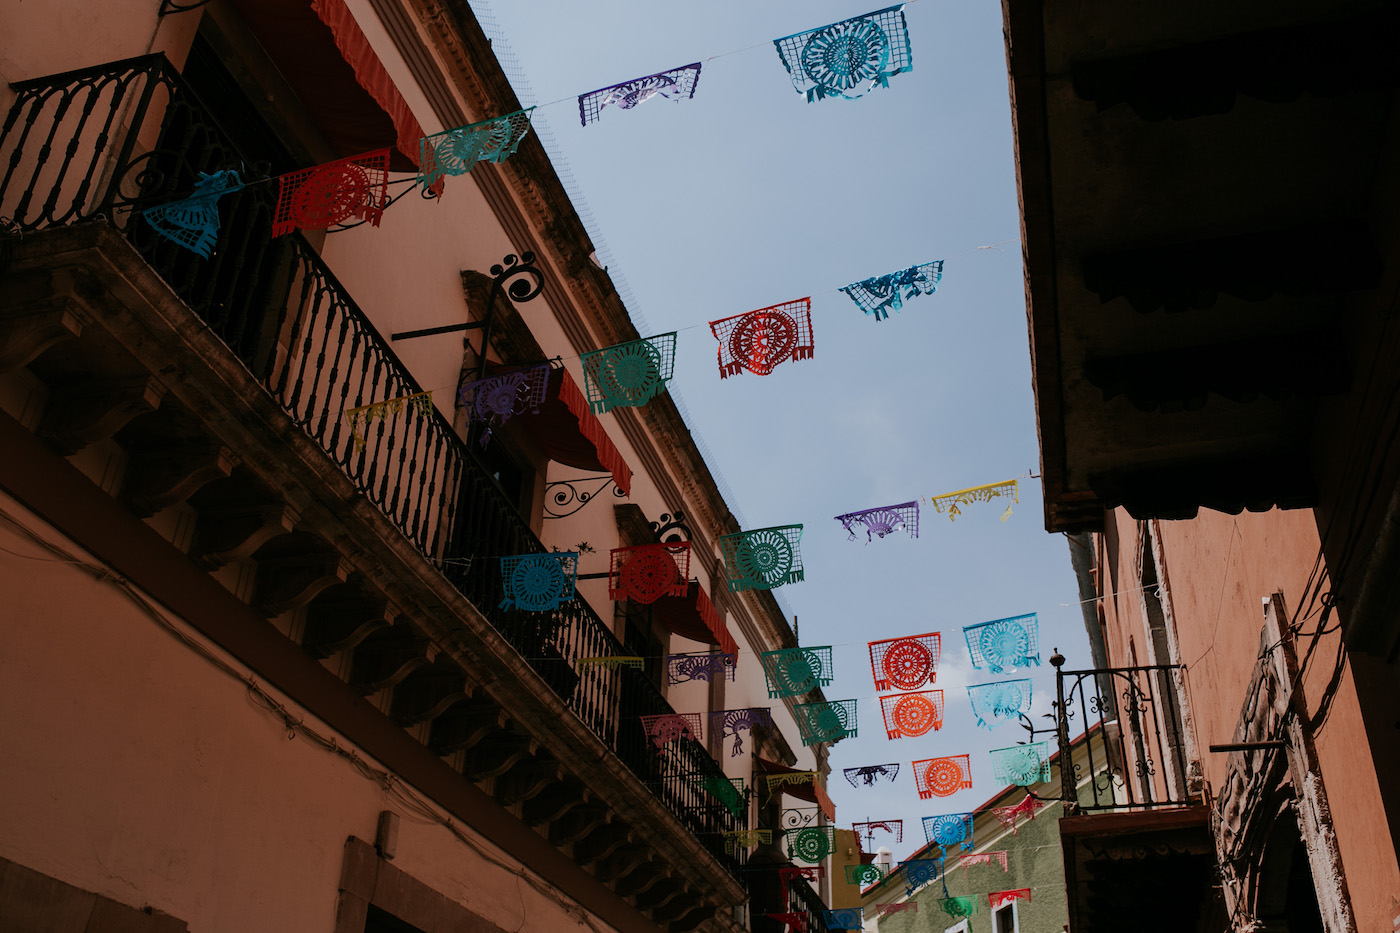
[364,905,427,933]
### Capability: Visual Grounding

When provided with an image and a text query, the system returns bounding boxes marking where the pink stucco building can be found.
[0,2,838,931]
[1002,0,1400,929]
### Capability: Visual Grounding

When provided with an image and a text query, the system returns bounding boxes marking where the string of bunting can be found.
[345,390,435,450]
[843,863,885,886]
[965,612,1041,673]
[922,812,975,850]
[956,851,1009,877]
[879,689,944,739]
[992,793,1047,834]
[967,678,1033,729]
[869,632,940,691]
[928,478,1019,522]
[899,857,942,895]
[576,656,645,670]
[760,646,833,698]
[914,755,973,800]
[719,525,805,592]
[722,828,770,854]
[875,902,918,916]
[835,500,919,542]
[666,651,736,685]
[640,712,703,749]
[582,333,677,414]
[844,763,899,788]
[822,908,863,931]
[711,707,772,756]
[794,698,858,745]
[852,819,903,843]
[784,824,837,864]
[498,552,577,612]
[989,741,1053,788]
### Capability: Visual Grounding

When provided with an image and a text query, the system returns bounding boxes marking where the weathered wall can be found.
[0,492,620,933]
[1097,508,1400,931]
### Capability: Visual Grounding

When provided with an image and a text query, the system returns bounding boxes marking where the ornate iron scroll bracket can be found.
[650,510,692,543]
[544,474,627,519]
[391,251,544,349]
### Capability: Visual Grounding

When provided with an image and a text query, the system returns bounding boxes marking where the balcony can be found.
[1049,661,1216,933]
[0,54,744,931]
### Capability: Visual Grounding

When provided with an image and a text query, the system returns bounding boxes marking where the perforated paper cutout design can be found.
[835,500,919,542]
[459,364,550,435]
[608,542,690,604]
[823,908,863,931]
[722,829,770,854]
[964,613,1041,673]
[710,707,772,756]
[761,771,820,801]
[940,896,978,919]
[420,109,533,191]
[990,742,1052,787]
[843,863,884,886]
[928,479,1019,522]
[989,889,1031,911]
[760,646,832,698]
[899,858,941,895]
[773,6,913,102]
[880,690,943,739]
[666,652,736,685]
[853,820,902,843]
[576,656,644,670]
[843,763,899,788]
[579,63,702,126]
[967,679,1033,729]
[697,775,746,818]
[778,867,823,902]
[784,825,836,863]
[766,913,806,933]
[868,632,940,691]
[720,525,804,593]
[345,391,436,450]
[710,299,814,378]
[876,903,917,916]
[914,755,972,799]
[922,812,974,850]
[581,333,676,414]
[639,713,702,748]
[958,851,1009,876]
[498,552,577,612]
[794,698,857,745]
[992,793,1046,835]
[271,149,390,237]
[142,170,244,258]
[840,259,944,322]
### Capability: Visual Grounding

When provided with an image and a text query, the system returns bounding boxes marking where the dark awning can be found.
[515,367,632,496]
[755,757,835,822]
[653,580,736,656]
[228,0,425,171]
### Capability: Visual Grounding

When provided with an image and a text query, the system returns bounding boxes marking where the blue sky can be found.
[471,0,1092,865]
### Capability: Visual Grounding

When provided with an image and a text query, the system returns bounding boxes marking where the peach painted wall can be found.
[1096,507,1400,930]
[0,492,622,933]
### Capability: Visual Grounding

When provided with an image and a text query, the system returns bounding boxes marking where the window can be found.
[944,921,970,933]
[993,901,1019,933]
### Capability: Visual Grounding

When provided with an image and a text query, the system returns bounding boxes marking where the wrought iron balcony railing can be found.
[1052,660,1193,811]
[0,54,743,869]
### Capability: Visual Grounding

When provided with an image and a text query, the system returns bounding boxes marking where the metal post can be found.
[1051,648,1076,810]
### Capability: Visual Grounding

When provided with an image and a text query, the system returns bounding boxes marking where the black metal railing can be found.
[743,871,828,933]
[0,54,743,871]
[1054,662,1192,811]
